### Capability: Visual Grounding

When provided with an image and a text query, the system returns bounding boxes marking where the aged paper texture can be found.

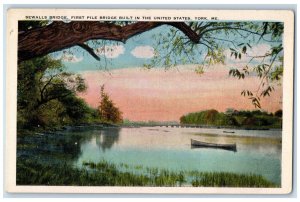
[5,9,294,194]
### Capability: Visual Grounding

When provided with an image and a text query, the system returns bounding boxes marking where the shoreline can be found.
[121,123,282,131]
[17,122,282,137]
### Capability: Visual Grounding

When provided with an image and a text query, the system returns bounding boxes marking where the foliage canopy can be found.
[17,56,98,129]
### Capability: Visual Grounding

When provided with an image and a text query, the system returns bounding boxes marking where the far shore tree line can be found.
[180,109,282,129]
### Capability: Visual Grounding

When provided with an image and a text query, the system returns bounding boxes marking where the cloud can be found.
[96,45,125,58]
[58,53,83,63]
[247,44,271,57]
[131,45,155,59]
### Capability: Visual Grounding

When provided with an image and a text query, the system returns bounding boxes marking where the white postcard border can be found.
[5,9,295,194]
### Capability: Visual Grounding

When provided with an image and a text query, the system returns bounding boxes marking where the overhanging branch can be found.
[18,21,200,62]
[77,43,100,61]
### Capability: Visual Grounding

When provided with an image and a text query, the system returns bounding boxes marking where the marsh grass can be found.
[17,159,277,187]
[191,172,276,187]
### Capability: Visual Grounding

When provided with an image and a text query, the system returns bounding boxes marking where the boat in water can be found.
[223,131,235,134]
[191,139,237,152]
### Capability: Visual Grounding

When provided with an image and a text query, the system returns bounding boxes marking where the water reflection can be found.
[17,128,103,164]
[191,145,237,152]
[95,128,120,151]
[18,133,84,164]
[74,127,281,184]
[17,126,282,184]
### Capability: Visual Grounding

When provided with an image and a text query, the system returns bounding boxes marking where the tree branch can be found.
[35,91,73,110]
[77,43,100,61]
[18,21,200,62]
[40,74,55,101]
[200,26,262,36]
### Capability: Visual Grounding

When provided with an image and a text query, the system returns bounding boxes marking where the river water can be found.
[64,126,282,185]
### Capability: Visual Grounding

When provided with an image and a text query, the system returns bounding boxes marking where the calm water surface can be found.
[65,126,282,185]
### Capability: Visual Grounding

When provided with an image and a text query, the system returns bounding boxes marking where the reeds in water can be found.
[17,159,277,187]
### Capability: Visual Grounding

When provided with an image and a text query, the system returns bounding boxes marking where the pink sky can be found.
[78,65,282,121]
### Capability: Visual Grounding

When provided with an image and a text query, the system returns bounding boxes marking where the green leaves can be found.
[229,42,252,60]
[241,91,261,108]
[147,21,284,109]
[260,86,275,97]
[249,96,261,109]
[270,65,283,81]
[205,48,225,66]
[242,46,247,54]
[75,75,87,92]
[240,85,274,109]
[241,90,261,108]
[253,64,269,78]
[229,48,243,60]
[229,69,245,79]
[270,44,283,56]
[195,65,204,75]
[17,56,96,129]
[241,90,253,96]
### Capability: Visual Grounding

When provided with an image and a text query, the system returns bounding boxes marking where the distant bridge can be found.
[142,123,221,128]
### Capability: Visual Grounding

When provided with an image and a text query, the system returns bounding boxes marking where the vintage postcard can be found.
[5,9,294,194]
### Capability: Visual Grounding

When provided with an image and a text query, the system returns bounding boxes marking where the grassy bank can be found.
[191,172,275,187]
[17,159,277,187]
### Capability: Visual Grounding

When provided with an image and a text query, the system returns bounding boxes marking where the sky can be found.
[51,22,283,122]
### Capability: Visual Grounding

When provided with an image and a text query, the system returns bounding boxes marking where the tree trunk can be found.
[18,21,200,62]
